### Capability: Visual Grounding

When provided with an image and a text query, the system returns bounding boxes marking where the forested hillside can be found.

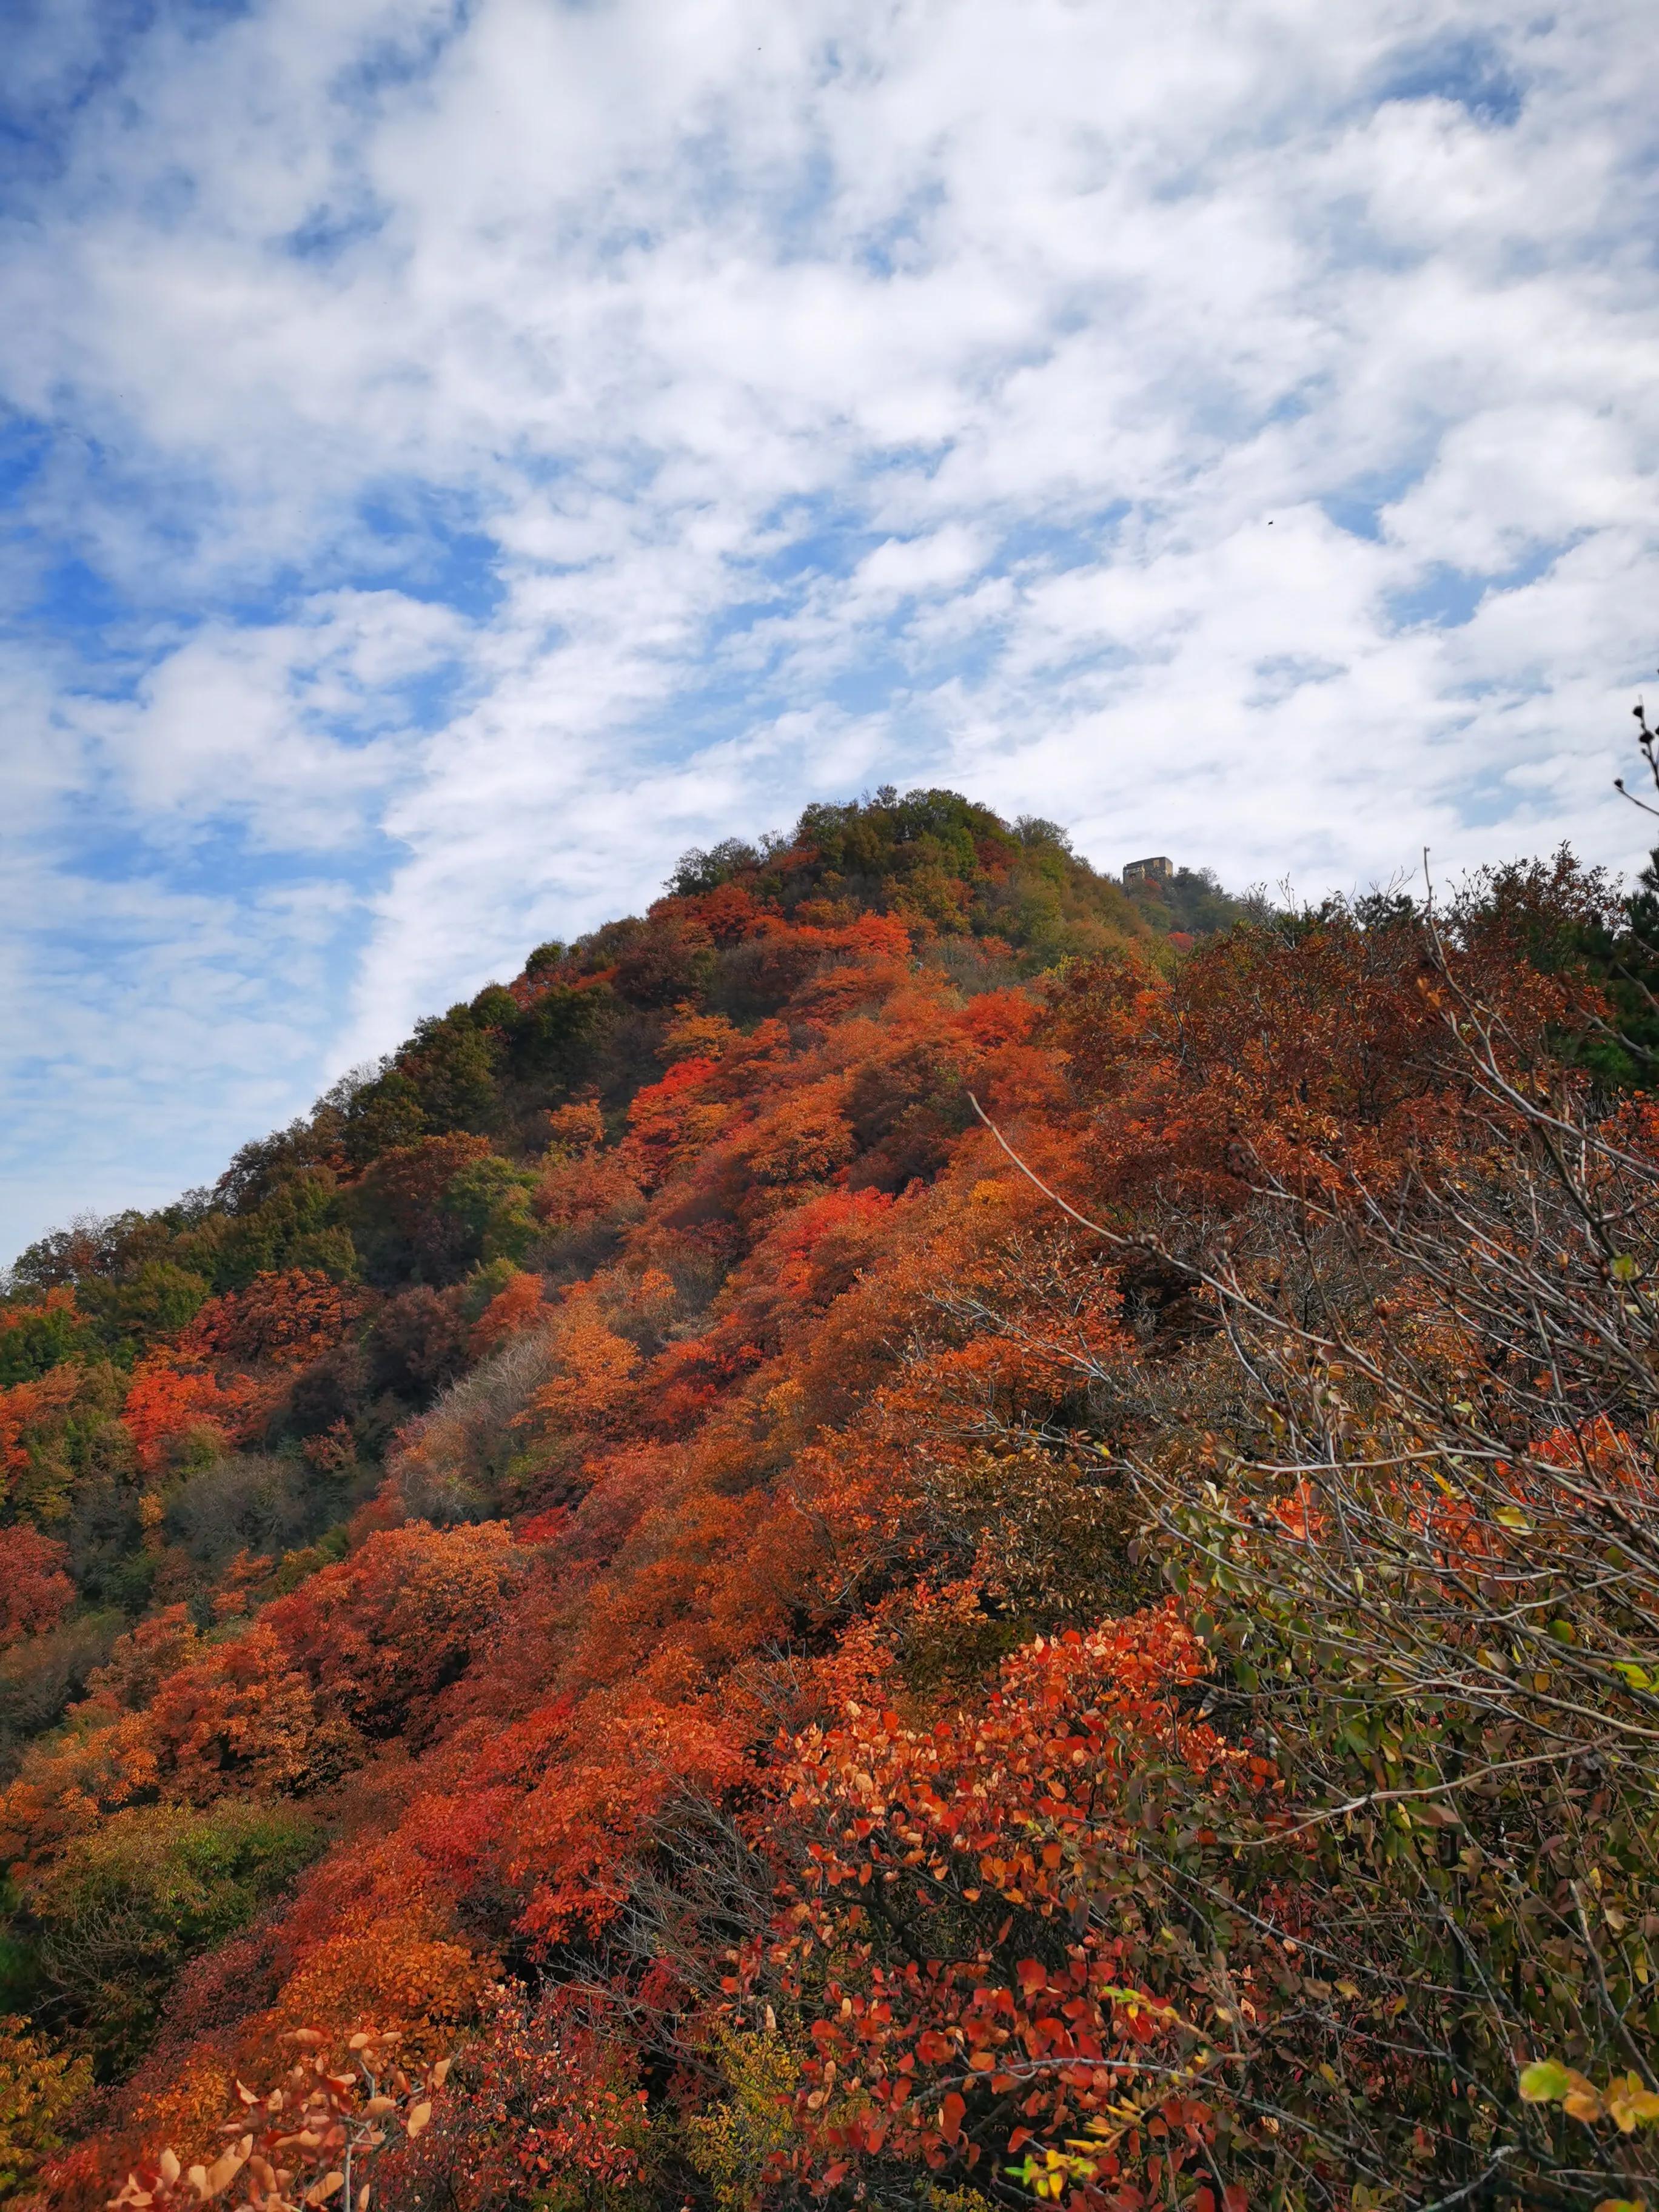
[3,787,1658,2212]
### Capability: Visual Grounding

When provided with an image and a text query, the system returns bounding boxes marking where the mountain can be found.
[0,791,1655,2212]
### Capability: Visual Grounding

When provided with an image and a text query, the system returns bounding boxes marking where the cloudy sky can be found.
[2,0,1656,1261]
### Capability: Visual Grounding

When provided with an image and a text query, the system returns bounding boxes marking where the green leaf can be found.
[1518,2060,1571,2104]
[1613,1661,1654,1691]
[1611,1253,1640,1282]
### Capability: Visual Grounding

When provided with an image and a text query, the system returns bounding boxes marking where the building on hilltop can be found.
[1122,855,1173,889]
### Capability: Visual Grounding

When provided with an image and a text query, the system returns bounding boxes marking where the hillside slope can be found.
[2,794,1657,2212]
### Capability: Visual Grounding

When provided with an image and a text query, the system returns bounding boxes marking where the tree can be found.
[26,1801,319,2074]
[184,1273,362,1373]
[0,1290,97,1388]
[119,1356,263,1481]
[0,1530,73,1651]
[0,2013,91,2202]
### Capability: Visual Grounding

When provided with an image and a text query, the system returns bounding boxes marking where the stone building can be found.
[1122,855,1173,889]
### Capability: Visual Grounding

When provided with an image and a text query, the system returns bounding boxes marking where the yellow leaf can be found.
[1607,2082,1659,2132]
[406,2100,432,2140]
[200,2140,252,2200]
[304,2171,345,2207]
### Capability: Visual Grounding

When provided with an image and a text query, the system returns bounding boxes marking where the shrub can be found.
[0,2011,91,2200]
[25,1800,321,2073]
[0,1613,122,1768]
[163,1453,316,1572]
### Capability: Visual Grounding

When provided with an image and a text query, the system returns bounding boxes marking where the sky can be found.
[2,0,1657,1263]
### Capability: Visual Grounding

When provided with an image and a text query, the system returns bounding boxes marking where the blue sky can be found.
[2,0,1657,1262]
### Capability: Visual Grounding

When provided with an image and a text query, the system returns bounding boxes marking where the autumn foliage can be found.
[0,789,1657,2211]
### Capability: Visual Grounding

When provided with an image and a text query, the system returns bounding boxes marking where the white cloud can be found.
[851,527,991,603]
[69,592,464,840]
[1,0,1657,1255]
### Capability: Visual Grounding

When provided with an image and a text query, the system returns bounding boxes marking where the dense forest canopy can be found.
[4,784,1659,2212]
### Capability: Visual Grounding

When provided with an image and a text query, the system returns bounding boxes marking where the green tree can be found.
[25,1800,321,2074]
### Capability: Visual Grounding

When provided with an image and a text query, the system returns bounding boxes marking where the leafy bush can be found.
[25,1800,321,2073]
[0,2011,91,2201]
[0,1613,122,1768]
[163,1453,317,1570]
